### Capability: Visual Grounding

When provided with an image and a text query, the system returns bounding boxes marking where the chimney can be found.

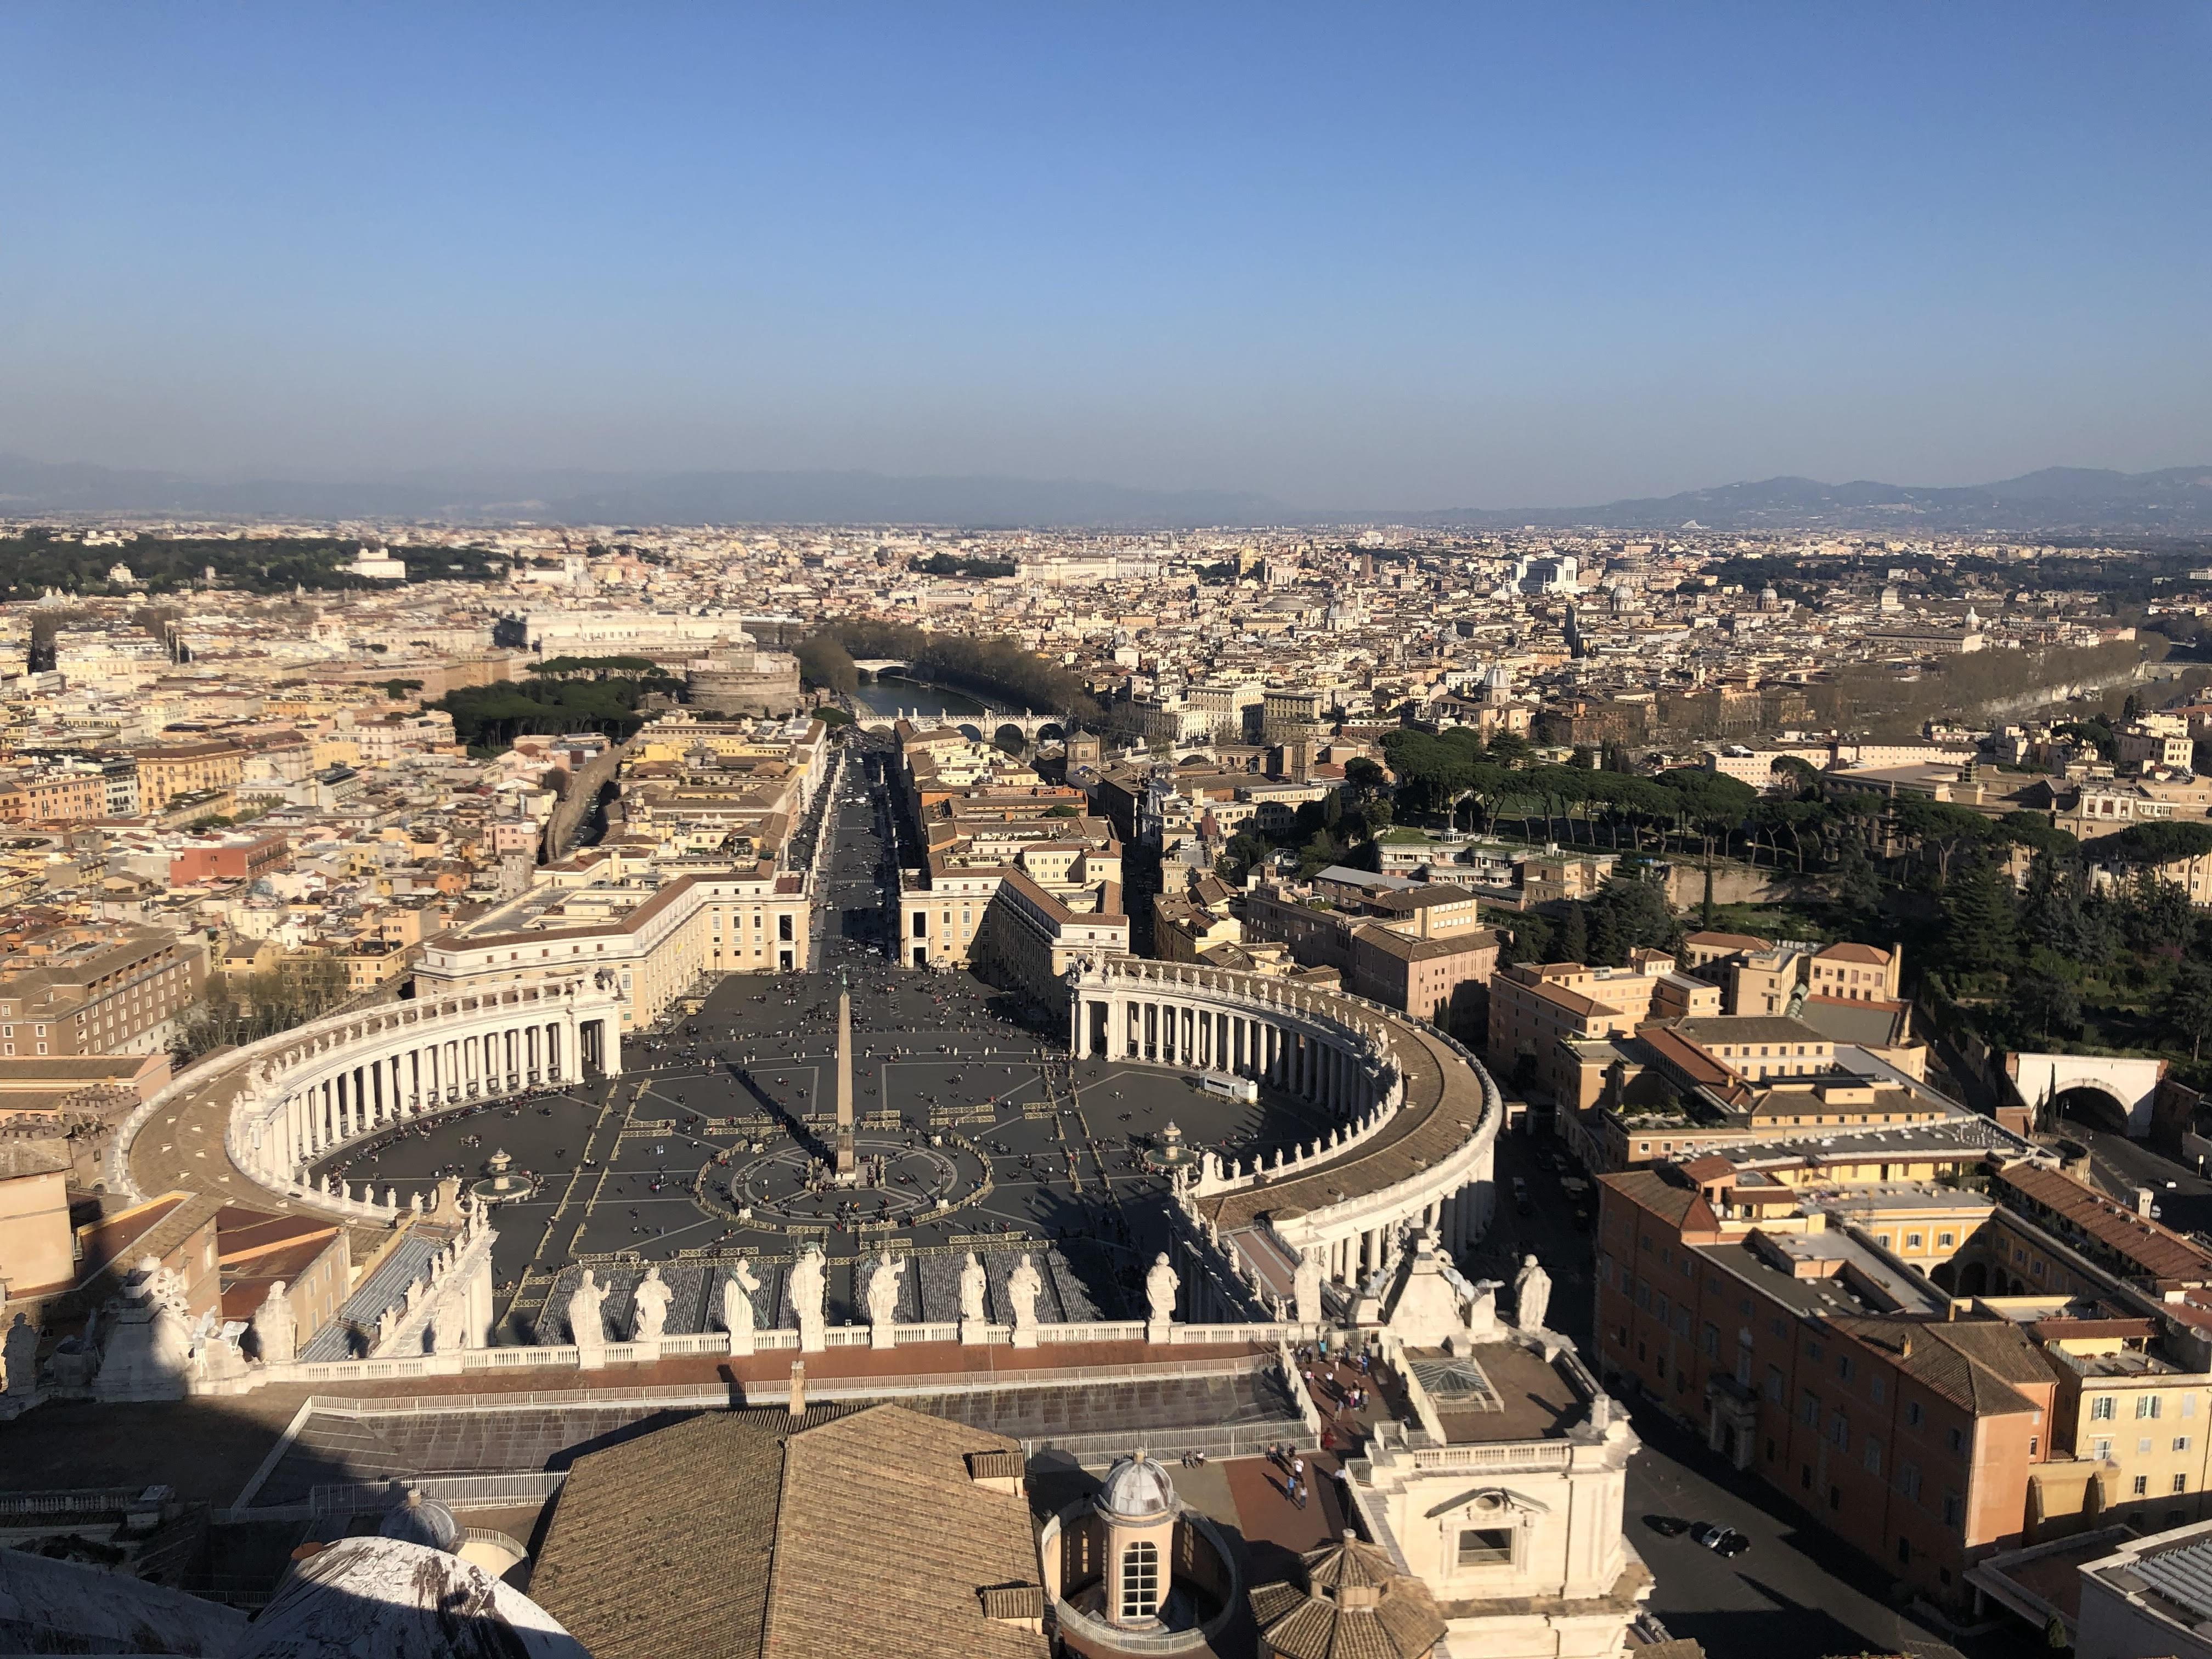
[788,1359,806,1417]
[2137,1187,2156,1218]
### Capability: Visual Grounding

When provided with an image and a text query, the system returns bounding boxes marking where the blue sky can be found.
[4,3,2208,507]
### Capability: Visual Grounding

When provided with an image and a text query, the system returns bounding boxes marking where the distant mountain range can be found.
[1406,466,2212,534]
[3,453,2210,533]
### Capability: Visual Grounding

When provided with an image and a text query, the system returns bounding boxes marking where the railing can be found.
[463,1344,580,1369]
[1023,1423,1314,1462]
[1403,1441,1573,1473]
[199,1314,1283,1397]
[0,1487,148,1519]
[893,1322,961,1345]
[1039,1322,1144,1344]
[308,1471,566,1515]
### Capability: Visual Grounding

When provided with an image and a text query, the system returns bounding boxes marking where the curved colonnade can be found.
[116,977,626,1223]
[1066,959,1500,1298]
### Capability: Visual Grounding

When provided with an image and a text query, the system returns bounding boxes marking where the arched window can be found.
[1119,1539,1161,1621]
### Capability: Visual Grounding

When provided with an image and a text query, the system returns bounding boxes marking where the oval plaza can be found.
[10,720,1654,1659]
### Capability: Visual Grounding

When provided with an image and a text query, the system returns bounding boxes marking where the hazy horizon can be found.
[6,4,2210,510]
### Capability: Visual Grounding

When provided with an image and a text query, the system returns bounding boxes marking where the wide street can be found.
[311,731,1339,1338]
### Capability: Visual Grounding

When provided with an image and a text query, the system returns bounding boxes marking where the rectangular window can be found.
[1864,1438,1883,1475]
[2093,1438,2113,1461]
[2178,1437,2193,1453]
[2092,1396,2116,1421]
[1942,1491,1964,1527]
[2140,1396,2164,1420]
[1457,1528,1515,1567]
[2135,1475,2151,1497]
[1871,1375,1886,1406]
[1801,1392,1821,1429]
[1906,1401,1924,1429]
[1838,1356,1854,1383]
[1947,1426,1965,1454]
[1900,1463,1922,1501]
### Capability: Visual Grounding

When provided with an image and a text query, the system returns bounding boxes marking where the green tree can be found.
[1941,860,2017,970]
[2013,972,2083,1042]
[1483,730,1533,769]
[2163,963,2212,1061]
[1557,903,1589,964]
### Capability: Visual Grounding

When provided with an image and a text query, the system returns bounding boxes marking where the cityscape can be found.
[3,8,2211,1659]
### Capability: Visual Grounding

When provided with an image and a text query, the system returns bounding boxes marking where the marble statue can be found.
[958,1250,991,1346]
[1144,1252,1180,1342]
[2,1313,37,1397]
[724,1261,760,1357]
[147,1260,189,1322]
[1294,1249,1324,1328]
[790,1245,828,1353]
[865,1249,905,1349]
[632,1265,673,1342]
[93,1258,197,1402]
[568,1269,606,1348]
[958,1251,989,1323]
[431,1289,467,1355]
[1006,1252,1043,1348]
[1513,1253,1553,1333]
[249,1281,297,1364]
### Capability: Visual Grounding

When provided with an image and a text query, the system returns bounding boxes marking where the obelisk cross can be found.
[834,967,857,1177]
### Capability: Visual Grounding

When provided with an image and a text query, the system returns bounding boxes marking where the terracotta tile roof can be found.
[1998,1165,2212,1282]
[531,1402,1047,1659]
[1598,1167,1708,1231]
[1684,931,1773,952]
[1829,1317,2055,1418]
[1817,942,1892,964]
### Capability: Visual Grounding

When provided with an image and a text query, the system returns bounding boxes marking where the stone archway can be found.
[2053,1084,2133,1137]
[2007,1053,2166,1138]
[993,723,1028,754]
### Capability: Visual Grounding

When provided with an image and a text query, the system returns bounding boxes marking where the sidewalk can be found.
[1219,1451,1348,1584]
[1289,1347,1404,1456]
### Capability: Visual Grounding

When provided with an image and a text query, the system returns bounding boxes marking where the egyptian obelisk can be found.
[833,969,857,1180]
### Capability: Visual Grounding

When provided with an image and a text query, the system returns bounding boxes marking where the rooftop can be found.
[1400,1340,1588,1444]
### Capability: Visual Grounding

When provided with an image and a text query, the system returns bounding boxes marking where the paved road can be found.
[2064,1114,2212,1234]
[1478,1125,2046,1657]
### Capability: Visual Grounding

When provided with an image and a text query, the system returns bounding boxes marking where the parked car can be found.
[1644,1515,1690,1538]
[1689,1523,1750,1557]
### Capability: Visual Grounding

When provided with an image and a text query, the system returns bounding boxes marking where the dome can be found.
[377,1487,459,1553]
[1097,1450,1177,1520]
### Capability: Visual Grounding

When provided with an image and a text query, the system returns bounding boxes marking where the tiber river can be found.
[845,673,992,719]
